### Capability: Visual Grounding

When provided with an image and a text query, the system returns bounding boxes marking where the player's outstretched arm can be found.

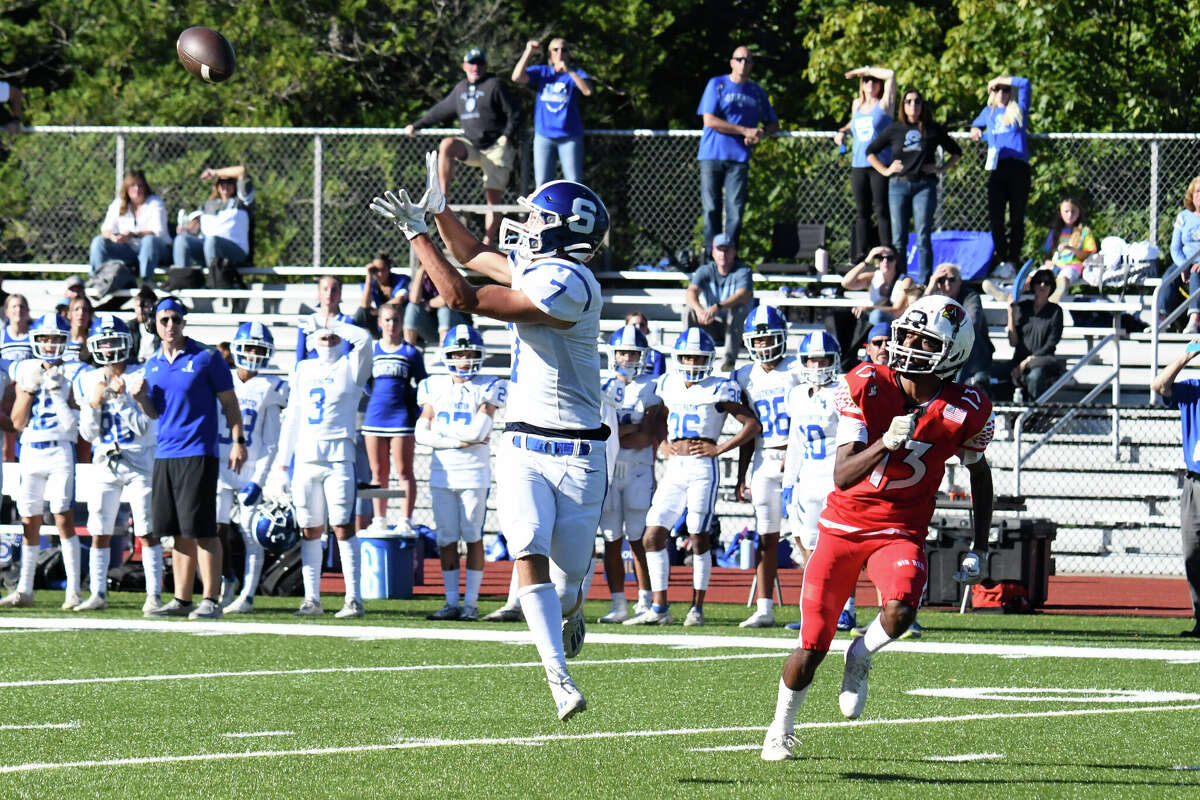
[965,455,993,553]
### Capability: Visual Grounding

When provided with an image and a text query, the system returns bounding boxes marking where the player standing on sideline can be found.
[372,153,609,721]
[415,324,506,621]
[0,314,85,609]
[762,295,993,761]
[72,315,159,612]
[733,306,801,628]
[596,325,661,623]
[216,322,289,614]
[779,331,842,631]
[624,328,760,627]
[277,319,372,619]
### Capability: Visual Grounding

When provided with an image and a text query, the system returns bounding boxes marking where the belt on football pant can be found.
[511,434,592,457]
[27,441,64,450]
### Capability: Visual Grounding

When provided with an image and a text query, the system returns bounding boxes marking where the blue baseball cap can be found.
[867,322,891,342]
[712,233,733,249]
[464,48,486,65]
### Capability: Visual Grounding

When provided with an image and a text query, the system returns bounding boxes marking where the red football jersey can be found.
[819,362,994,539]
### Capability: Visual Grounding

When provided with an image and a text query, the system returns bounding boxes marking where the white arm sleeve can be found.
[449,411,493,444]
[249,403,282,486]
[116,394,153,439]
[78,402,101,443]
[415,416,463,450]
[276,384,300,467]
[331,321,372,386]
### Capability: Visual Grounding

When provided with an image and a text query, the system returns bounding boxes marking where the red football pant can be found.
[798,527,927,651]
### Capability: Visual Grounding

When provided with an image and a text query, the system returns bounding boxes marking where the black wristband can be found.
[234,436,247,445]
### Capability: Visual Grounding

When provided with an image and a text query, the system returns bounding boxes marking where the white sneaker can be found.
[761,729,798,761]
[683,606,705,627]
[60,592,82,611]
[482,605,521,622]
[562,610,586,658]
[73,594,108,612]
[219,578,240,608]
[334,599,364,619]
[0,590,33,608]
[426,602,462,621]
[739,609,776,628]
[622,606,674,626]
[839,637,873,719]
[548,675,587,722]
[142,594,164,616]
[294,598,324,617]
[188,598,224,620]
[597,603,629,624]
[223,595,254,614]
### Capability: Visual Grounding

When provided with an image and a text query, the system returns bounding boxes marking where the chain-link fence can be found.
[4,127,1200,270]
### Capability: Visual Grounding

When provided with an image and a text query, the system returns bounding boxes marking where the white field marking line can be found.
[0,616,1196,662]
[221,731,295,739]
[4,703,1200,774]
[0,652,783,690]
[0,722,79,731]
[926,753,1003,762]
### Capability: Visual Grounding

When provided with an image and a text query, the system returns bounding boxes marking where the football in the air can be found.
[176,26,236,83]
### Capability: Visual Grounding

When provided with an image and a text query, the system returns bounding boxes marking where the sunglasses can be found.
[877,254,897,262]
[157,315,183,326]
[732,56,752,62]
[1033,280,1053,287]
[869,339,889,347]
[904,97,923,105]
[935,276,960,284]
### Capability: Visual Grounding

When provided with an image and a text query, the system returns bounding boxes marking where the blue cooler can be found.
[359,533,414,599]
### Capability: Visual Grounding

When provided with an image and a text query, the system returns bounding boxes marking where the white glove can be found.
[369,188,428,240]
[41,367,64,392]
[19,368,42,394]
[424,151,446,215]
[299,316,319,338]
[953,551,983,584]
[882,412,917,451]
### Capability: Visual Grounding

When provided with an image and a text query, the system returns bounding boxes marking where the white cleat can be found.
[223,595,255,615]
[61,593,82,611]
[739,609,776,628]
[334,599,364,619]
[549,675,587,722]
[73,594,108,612]
[839,636,873,719]
[761,729,798,761]
[142,594,164,616]
[632,600,650,616]
[597,604,629,624]
[0,591,34,609]
[683,606,705,627]
[622,606,674,626]
[294,598,324,617]
[562,610,586,658]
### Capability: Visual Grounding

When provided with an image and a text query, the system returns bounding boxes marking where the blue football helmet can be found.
[441,324,485,378]
[86,313,132,365]
[31,312,70,360]
[671,328,716,381]
[606,325,649,377]
[250,497,300,555]
[796,331,841,385]
[499,180,609,262]
[742,305,788,363]
[231,321,275,370]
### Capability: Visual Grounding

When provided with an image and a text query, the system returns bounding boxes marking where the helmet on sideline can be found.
[796,331,841,385]
[606,325,649,378]
[249,497,300,555]
[671,327,716,382]
[231,321,275,371]
[742,305,788,363]
[440,324,485,378]
[86,313,132,365]
[31,313,70,361]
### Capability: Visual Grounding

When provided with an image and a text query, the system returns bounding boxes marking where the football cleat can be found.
[294,598,324,617]
[0,591,33,608]
[426,602,462,621]
[623,606,674,626]
[146,597,193,618]
[482,605,522,622]
[683,606,705,627]
[548,675,588,722]
[73,594,108,612]
[597,604,630,624]
[459,605,480,622]
[188,598,224,620]
[899,620,923,639]
[61,592,82,611]
[223,595,255,615]
[761,729,798,761]
[739,609,776,628]
[836,609,857,631]
[785,620,802,631]
[562,610,586,658]
[838,637,873,719]
[334,599,364,619]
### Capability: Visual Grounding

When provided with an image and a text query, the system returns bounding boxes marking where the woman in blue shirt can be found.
[834,66,895,263]
[1164,175,1200,334]
[511,37,594,186]
[970,76,1032,277]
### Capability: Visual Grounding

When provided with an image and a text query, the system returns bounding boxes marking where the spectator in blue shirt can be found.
[971,76,1032,277]
[131,298,246,620]
[696,45,779,252]
[512,37,594,186]
[834,66,896,263]
[1163,176,1200,334]
[1150,343,1200,637]
[355,251,410,339]
[684,233,754,370]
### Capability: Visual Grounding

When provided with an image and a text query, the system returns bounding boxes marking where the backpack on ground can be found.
[107,561,146,593]
[85,260,136,299]
[259,544,304,596]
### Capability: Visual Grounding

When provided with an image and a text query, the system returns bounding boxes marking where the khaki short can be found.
[457,136,515,191]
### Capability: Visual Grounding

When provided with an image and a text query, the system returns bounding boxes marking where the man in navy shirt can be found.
[131,298,246,620]
[696,45,779,252]
[1151,342,1200,638]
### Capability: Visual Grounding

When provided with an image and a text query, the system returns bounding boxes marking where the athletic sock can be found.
[336,536,361,603]
[771,676,809,734]
[144,543,164,598]
[89,543,110,597]
[17,545,37,595]
[843,595,856,615]
[61,536,81,597]
[442,568,461,607]
[241,528,264,598]
[503,567,520,609]
[300,538,323,601]
[692,550,712,591]
[862,614,896,655]
[609,594,629,611]
[517,582,570,683]
[645,549,670,594]
[638,589,653,608]
[464,568,483,607]
[757,597,774,614]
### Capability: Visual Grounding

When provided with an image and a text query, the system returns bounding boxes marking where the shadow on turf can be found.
[835,771,1197,788]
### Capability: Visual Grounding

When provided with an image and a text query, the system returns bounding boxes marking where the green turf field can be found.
[1,592,1198,798]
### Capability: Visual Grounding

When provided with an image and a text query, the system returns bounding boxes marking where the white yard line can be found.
[3,704,1199,774]
[926,753,1003,762]
[0,616,1197,662]
[221,731,295,739]
[0,722,79,731]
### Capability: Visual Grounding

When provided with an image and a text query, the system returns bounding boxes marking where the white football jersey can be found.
[75,364,155,465]
[11,359,83,445]
[218,372,290,488]
[506,254,603,431]
[734,355,802,450]
[654,372,740,442]
[603,373,661,467]
[416,374,507,489]
[279,322,371,465]
[781,381,841,491]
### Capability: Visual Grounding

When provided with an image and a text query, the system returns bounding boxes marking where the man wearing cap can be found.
[864,321,891,366]
[403,47,522,245]
[1151,343,1200,638]
[58,276,85,314]
[130,298,247,620]
[924,262,993,393]
[697,45,779,252]
[684,234,754,371]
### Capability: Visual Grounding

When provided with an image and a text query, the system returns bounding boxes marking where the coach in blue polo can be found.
[130,298,246,620]
[1151,341,1200,638]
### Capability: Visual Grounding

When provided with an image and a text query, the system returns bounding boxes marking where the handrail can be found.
[1150,259,1193,403]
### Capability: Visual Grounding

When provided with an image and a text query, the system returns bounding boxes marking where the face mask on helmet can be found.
[32,332,68,361]
[885,297,973,376]
[233,341,273,371]
[801,355,839,385]
[444,347,483,378]
[744,332,785,363]
[673,352,713,382]
[611,348,645,377]
[87,331,131,365]
[498,181,608,261]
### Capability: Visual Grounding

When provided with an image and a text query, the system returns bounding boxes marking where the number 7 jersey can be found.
[820,362,994,539]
